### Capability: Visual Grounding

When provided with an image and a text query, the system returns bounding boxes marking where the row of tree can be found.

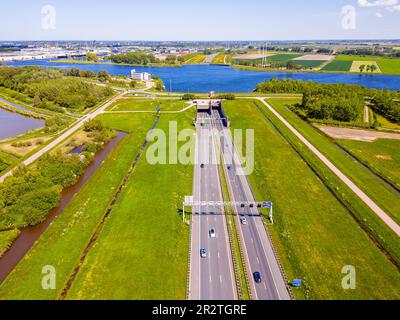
[254,78,400,123]
[0,66,114,112]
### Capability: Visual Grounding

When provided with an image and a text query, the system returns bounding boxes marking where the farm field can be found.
[108,99,191,112]
[337,138,400,190]
[334,55,400,74]
[66,111,194,300]
[376,114,400,131]
[185,54,206,64]
[322,60,353,71]
[266,53,303,64]
[350,61,381,73]
[259,98,400,266]
[292,60,325,68]
[0,113,155,299]
[224,99,400,300]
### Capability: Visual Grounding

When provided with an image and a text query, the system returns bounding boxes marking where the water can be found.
[0,132,126,284]
[0,98,31,112]
[0,108,44,140]
[6,59,400,92]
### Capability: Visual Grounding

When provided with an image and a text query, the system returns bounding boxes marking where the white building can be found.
[131,69,152,81]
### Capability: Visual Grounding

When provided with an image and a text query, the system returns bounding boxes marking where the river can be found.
[0,131,126,284]
[6,59,400,92]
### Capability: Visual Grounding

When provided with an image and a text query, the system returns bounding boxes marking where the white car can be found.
[209,229,216,238]
[241,217,248,225]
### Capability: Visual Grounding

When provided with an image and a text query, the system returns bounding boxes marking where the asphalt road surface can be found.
[211,108,291,300]
[189,112,237,300]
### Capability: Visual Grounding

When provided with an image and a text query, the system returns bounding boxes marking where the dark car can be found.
[253,272,262,283]
[200,163,205,169]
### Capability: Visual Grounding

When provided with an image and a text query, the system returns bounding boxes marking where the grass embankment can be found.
[66,112,194,300]
[0,114,155,299]
[337,139,400,190]
[223,99,400,300]
[0,230,20,258]
[264,99,400,224]
[259,98,400,266]
[108,99,190,112]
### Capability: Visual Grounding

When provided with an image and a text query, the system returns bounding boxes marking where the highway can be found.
[188,112,237,300]
[210,108,291,300]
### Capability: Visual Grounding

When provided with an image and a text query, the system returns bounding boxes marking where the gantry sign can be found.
[182,196,274,224]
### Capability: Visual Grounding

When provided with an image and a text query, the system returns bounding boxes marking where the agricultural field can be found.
[333,55,400,74]
[337,138,400,190]
[376,114,400,131]
[0,114,156,299]
[224,99,400,300]
[350,61,381,73]
[66,112,194,300]
[292,60,325,69]
[321,60,353,71]
[266,53,303,64]
[181,53,206,64]
[108,98,191,112]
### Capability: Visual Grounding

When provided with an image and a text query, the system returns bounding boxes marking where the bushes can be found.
[45,117,68,133]
[255,78,400,123]
[0,153,88,229]
[0,66,114,112]
[216,94,236,100]
[84,119,104,132]
[110,52,157,65]
[181,93,198,101]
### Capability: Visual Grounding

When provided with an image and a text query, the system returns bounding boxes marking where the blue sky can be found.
[0,0,399,41]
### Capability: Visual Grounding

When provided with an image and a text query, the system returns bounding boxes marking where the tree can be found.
[359,64,366,73]
[370,64,378,73]
[86,53,98,62]
[97,70,110,82]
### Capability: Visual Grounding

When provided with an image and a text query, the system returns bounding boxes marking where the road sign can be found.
[263,202,273,209]
[293,279,302,287]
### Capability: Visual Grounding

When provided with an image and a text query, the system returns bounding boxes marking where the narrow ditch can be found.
[59,115,160,299]
[254,102,400,272]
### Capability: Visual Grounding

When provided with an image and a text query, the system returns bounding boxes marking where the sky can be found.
[0,0,399,41]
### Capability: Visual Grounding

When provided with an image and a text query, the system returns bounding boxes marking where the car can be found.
[200,163,205,169]
[240,204,245,208]
[209,229,216,238]
[253,272,262,283]
[227,165,232,171]
[249,204,254,208]
[241,217,247,225]
[200,248,207,258]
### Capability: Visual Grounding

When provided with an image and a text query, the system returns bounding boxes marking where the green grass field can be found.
[224,99,400,300]
[0,230,20,258]
[292,60,325,69]
[261,98,400,265]
[66,112,194,300]
[337,139,400,190]
[108,99,190,112]
[0,114,156,299]
[376,114,400,131]
[211,53,227,64]
[322,60,353,71]
[266,54,303,64]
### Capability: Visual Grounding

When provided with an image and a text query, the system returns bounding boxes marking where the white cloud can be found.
[375,11,384,17]
[357,0,397,7]
[387,4,400,10]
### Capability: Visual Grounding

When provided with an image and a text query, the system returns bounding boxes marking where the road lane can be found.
[210,108,291,300]
[189,111,237,300]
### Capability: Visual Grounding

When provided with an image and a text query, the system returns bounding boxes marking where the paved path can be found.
[0,92,124,183]
[365,105,370,124]
[105,103,195,114]
[258,98,400,237]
